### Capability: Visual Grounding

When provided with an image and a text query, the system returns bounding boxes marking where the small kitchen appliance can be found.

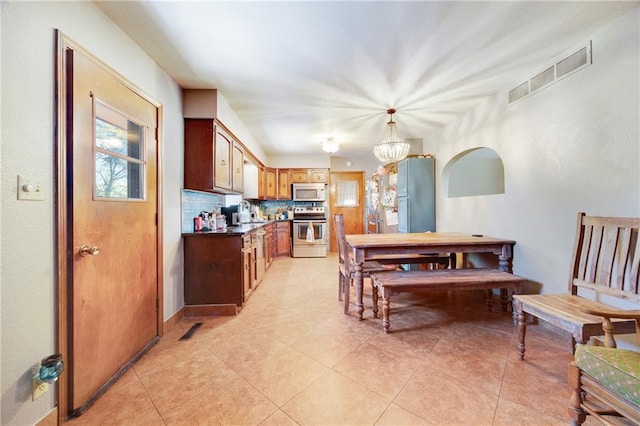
[238,200,251,223]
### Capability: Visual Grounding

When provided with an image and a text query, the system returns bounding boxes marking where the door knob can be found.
[79,245,100,256]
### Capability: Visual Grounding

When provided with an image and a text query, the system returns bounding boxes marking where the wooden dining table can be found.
[345,232,518,320]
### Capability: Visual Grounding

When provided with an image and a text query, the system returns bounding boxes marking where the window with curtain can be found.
[336,181,358,207]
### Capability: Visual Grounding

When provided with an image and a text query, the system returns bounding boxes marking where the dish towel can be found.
[306,222,315,242]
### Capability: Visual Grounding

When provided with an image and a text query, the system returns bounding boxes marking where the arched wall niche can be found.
[443,147,505,198]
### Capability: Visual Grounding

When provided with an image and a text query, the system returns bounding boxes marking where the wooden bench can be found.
[513,212,640,360]
[369,268,526,333]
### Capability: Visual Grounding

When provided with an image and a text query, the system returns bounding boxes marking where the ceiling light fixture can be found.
[322,137,339,153]
[373,108,410,163]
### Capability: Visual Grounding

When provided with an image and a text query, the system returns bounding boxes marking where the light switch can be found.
[17,175,44,201]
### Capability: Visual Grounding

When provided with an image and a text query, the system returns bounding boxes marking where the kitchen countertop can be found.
[182,219,291,236]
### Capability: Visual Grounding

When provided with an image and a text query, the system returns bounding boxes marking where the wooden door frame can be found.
[55,31,164,423]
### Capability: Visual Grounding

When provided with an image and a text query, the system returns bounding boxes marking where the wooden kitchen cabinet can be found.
[184,119,243,193]
[214,126,232,190]
[242,233,256,301]
[290,168,329,183]
[278,169,291,199]
[291,169,309,183]
[184,234,246,307]
[309,169,329,183]
[276,221,291,256]
[265,167,277,199]
[265,223,274,268]
[232,143,244,193]
[184,227,272,310]
[257,165,266,199]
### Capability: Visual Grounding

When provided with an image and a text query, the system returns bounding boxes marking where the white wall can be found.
[1,2,184,424]
[430,7,639,298]
[269,153,331,168]
[216,92,268,162]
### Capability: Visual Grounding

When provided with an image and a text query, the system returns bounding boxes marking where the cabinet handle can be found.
[220,160,226,166]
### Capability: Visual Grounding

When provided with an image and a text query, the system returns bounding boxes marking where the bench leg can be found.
[371,283,379,319]
[516,300,527,360]
[382,295,391,333]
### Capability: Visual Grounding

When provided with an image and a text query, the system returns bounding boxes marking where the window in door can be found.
[94,100,146,200]
[335,180,359,207]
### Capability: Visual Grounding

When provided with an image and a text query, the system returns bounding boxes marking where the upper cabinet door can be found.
[214,126,232,190]
[278,169,291,199]
[291,169,308,183]
[184,119,215,190]
[309,169,328,183]
[232,143,244,193]
[258,165,266,199]
[265,167,277,199]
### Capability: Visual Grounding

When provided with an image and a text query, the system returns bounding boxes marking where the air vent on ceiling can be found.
[508,41,592,105]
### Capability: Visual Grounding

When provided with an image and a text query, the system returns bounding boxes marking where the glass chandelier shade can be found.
[373,109,410,163]
[322,137,339,153]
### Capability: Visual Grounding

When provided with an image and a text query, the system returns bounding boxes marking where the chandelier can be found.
[322,137,339,153]
[373,108,410,163]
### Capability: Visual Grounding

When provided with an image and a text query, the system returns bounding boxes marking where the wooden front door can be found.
[67,48,159,415]
[328,171,366,253]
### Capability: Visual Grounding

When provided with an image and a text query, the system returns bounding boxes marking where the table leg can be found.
[500,289,509,311]
[499,243,513,273]
[485,289,493,311]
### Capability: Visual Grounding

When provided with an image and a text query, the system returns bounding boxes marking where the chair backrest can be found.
[569,212,640,303]
[333,213,349,267]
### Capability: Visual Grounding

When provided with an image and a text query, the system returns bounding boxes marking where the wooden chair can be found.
[568,306,640,425]
[514,212,640,359]
[333,213,389,314]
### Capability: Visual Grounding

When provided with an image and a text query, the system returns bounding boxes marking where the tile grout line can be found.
[131,365,169,425]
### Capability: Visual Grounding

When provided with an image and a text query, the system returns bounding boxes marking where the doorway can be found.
[56,34,163,420]
[328,171,365,253]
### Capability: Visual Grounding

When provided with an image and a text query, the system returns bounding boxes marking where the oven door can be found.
[292,220,327,257]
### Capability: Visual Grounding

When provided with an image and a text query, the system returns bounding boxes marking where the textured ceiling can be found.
[96,1,637,160]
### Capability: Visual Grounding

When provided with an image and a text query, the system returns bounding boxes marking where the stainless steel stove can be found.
[292,206,327,258]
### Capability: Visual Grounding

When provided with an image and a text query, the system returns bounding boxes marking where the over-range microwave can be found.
[293,183,326,202]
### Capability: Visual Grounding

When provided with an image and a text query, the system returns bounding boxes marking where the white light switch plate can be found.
[17,175,44,201]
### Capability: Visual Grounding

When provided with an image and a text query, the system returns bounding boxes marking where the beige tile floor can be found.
[68,254,580,426]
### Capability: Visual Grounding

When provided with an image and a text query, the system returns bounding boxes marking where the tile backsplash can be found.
[181,189,225,233]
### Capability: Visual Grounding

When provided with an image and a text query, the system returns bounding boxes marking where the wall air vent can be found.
[556,46,589,78]
[530,66,555,92]
[509,82,529,104]
[508,41,592,105]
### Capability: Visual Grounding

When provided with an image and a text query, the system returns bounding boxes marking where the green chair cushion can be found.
[575,344,640,407]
